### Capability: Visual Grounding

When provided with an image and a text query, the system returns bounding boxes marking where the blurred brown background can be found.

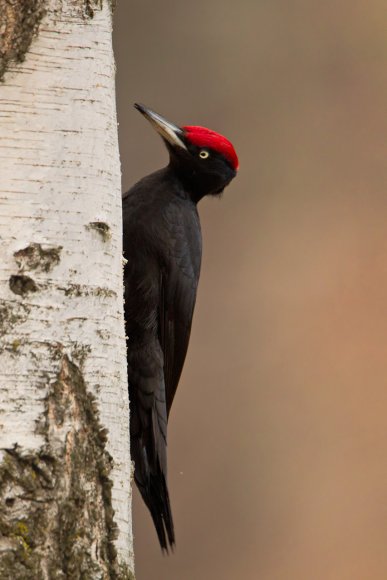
[114,2,387,579]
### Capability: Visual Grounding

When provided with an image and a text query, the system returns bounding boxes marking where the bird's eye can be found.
[199,150,210,159]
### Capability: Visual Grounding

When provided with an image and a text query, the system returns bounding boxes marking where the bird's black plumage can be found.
[123,105,238,551]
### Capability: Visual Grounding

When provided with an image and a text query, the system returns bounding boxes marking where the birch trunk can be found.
[0,1,134,577]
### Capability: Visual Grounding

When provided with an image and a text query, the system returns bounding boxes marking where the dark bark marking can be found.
[86,221,111,242]
[63,283,116,298]
[9,275,38,296]
[14,243,62,273]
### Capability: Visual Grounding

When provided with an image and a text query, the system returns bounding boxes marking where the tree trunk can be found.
[0,1,134,577]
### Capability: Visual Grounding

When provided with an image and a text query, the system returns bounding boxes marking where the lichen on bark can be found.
[0,301,30,336]
[0,354,128,579]
[0,0,113,81]
[0,0,47,81]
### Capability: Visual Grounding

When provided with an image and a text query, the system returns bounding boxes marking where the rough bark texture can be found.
[0,355,123,578]
[0,0,134,577]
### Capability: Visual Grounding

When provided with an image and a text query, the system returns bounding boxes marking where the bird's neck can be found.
[166,163,206,204]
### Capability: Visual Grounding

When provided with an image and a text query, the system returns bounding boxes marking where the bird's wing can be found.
[159,210,201,417]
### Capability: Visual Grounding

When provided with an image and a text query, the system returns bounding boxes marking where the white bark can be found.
[0,0,133,576]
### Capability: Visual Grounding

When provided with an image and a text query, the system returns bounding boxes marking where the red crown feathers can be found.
[183,126,239,171]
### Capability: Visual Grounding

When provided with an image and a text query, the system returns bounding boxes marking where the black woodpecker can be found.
[123,104,239,551]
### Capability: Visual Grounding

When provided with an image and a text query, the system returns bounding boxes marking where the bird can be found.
[122,103,238,551]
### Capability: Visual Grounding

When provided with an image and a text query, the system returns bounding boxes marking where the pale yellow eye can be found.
[199,150,209,159]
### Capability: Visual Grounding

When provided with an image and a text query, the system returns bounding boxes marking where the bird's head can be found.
[135,103,238,201]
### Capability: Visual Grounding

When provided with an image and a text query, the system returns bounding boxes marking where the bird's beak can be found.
[134,103,188,151]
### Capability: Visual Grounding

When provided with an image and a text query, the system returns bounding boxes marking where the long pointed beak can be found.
[134,103,188,150]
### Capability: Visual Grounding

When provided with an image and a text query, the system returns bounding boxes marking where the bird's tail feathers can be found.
[135,456,175,552]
